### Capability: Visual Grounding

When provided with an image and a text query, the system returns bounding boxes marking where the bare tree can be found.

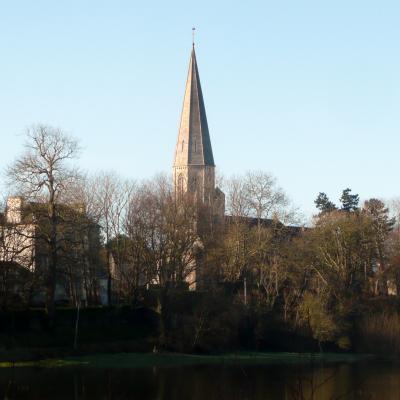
[6,124,80,319]
[244,170,288,223]
[128,175,200,289]
[225,175,250,218]
[90,172,134,305]
[65,175,105,304]
[221,171,303,308]
[225,171,301,224]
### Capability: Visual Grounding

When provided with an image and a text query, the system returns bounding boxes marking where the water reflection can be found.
[0,360,399,399]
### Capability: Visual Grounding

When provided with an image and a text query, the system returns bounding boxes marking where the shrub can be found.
[357,312,400,354]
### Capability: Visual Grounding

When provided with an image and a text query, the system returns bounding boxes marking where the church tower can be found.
[173,44,217,206]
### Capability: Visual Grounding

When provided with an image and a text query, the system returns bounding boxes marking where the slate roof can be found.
[174,45,215,167]
[224,215,305,237]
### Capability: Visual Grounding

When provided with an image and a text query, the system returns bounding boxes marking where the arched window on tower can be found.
[177,174,184,196]
[181,140,185,152]
[190,175,198,193]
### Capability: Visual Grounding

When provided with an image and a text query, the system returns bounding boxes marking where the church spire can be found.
[173,44,215,168]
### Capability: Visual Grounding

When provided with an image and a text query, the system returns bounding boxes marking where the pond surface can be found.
[0,354,399,399]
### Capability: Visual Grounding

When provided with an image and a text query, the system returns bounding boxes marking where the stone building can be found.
[0,196,105,305]
[0,197,35,271]
[173,44,225,215]
[170,44,226,290]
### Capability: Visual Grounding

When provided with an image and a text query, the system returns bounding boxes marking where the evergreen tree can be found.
[340,188,359,212]
[314,192,336,213]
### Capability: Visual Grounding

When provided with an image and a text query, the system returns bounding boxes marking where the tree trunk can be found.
[47,193,57,324]
[106,249,112,306]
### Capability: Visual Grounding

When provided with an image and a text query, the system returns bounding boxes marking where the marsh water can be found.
[1,355,400,399]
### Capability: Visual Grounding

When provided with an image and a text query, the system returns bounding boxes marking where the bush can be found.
[356,312,400,355]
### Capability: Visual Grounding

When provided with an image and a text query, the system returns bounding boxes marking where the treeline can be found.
[0,125,299,312]
[201,186,400,352]
[2,124,400,354]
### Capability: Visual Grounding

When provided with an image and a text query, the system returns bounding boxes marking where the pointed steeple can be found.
[174,46,215,167]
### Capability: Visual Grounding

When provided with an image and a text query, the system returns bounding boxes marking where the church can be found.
[0,42,224,304]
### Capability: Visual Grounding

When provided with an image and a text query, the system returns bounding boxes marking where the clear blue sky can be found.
[1,0,399,217]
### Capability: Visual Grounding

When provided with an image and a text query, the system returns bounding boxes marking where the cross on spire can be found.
[192,27,196,47]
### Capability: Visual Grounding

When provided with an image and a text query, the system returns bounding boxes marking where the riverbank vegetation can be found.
[1,293,400,361]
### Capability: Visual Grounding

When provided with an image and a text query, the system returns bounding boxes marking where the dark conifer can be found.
[340,188,359,212]
[314,192,337,213]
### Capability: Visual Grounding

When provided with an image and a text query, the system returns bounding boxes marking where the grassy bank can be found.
[0,352,376,369]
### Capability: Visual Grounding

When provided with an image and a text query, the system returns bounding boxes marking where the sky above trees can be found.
[1,1,399,217]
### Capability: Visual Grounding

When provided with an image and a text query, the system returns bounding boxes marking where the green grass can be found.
[0,358,89,368]
[0,352,376,369]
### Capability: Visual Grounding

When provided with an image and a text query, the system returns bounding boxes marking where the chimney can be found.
[6,197,24,224]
